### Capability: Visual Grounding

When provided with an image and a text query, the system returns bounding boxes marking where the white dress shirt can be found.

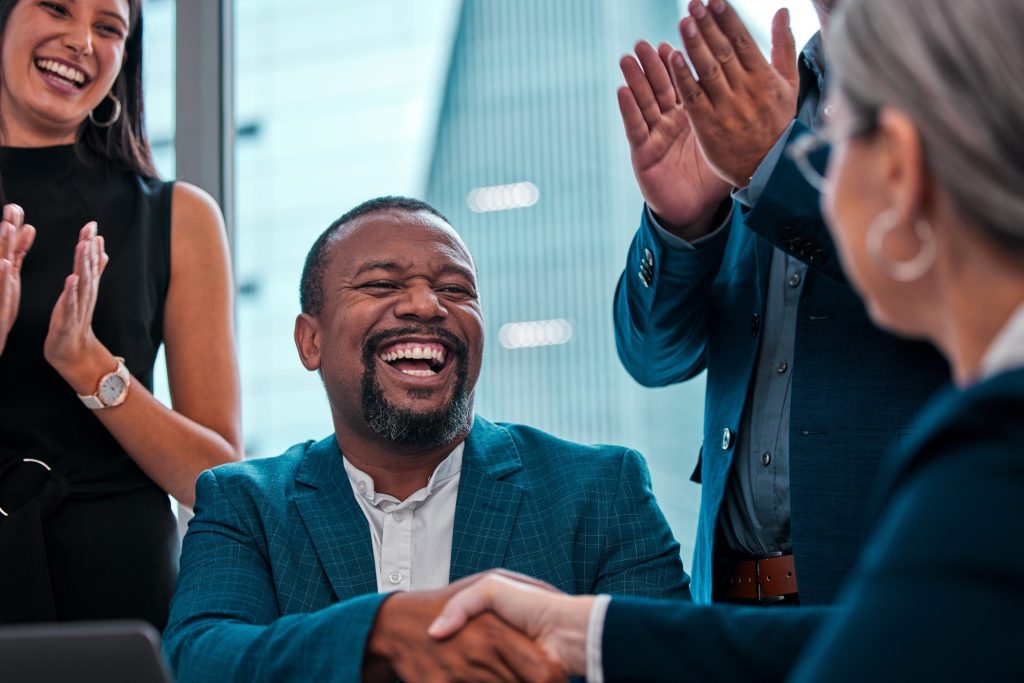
[343,444,464,593]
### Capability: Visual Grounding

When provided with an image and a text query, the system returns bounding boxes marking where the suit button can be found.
[750,314,760,336]
[776,361,788,374]
[788,273,801,288]
[637,269,651,287]
[809,249,828,266]
[643,247,654,267]
[721,428,734,450]
[761,452,772,466]
[777,225,795,241]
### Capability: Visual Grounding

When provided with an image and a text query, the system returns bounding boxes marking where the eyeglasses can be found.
[786,106,878,194]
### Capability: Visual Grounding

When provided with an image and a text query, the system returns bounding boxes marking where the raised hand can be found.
[0,203,36,356]
[429,571,596,679]
[619,40,733,238]
[670,0,800,187]
[43,222,108,373]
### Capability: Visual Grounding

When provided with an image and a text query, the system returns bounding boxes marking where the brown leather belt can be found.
[720,553,798,601]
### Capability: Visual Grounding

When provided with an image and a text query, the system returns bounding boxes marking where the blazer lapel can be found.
[449,417,525,581]
[293,435,378,600]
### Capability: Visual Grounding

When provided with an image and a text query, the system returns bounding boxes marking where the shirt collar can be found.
[979,302,1024,380]
[343,442,465,508]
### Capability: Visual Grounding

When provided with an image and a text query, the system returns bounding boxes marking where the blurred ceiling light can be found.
[498,318,573,349]
[467,181,539,213]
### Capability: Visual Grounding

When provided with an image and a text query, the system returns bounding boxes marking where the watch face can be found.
[98,373,127,405]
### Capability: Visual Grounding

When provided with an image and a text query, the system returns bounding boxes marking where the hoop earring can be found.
[866,208,937,283]
[88,93,122,128]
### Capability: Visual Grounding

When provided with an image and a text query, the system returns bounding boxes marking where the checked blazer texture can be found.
[163,416,690,682]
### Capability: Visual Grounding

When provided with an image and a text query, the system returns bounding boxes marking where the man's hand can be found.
[618,41,733,239]
[670,0,799,188]
[428,572,596,679]
[0,203,36,356]
[363,582,567,683]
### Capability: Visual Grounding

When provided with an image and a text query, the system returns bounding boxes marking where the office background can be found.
[142,0,819,564]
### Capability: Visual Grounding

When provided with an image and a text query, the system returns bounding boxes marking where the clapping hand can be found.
[43,222,108,374]
[618,40,734,239]
[668,0,799,188]
[0,203,36,356]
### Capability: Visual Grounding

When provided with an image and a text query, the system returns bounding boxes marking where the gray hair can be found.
[829,0,1024,253]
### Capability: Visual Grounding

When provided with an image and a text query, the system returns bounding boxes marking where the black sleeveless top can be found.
[0,145,173,493]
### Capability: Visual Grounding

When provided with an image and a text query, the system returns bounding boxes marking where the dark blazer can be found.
[613,119,949,603]
[600,366,1024,681]
[163,416,689,682]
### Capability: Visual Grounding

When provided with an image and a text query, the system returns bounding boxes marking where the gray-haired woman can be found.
[424,0,1024,680]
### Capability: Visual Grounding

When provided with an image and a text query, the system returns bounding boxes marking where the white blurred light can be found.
[467,181,540,213]
[498,318,574,349]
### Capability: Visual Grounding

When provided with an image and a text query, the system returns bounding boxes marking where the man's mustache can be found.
[361,326,469,363]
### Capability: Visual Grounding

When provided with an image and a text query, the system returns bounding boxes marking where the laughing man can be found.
[162,196,689,683]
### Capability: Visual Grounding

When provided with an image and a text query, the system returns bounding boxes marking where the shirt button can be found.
[777,361,789,374]
[721,428,734,450]
[392,511,404,522]
[788,273,801,288]
[357,481,366,493]
[761,452,772,467]
[388,571,403,585]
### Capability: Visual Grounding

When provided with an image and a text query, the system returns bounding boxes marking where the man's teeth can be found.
[378,346,445,364]
[401,368,436,377]
[36,59,86,85]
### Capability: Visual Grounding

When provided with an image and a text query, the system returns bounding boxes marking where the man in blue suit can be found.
[613,0,947,604]
[163,196,689,682]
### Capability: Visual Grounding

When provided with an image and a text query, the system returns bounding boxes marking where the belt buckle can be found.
[0,458,52,517]
[756,551,786,603]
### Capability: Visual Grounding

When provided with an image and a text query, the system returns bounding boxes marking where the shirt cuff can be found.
[585,594,612,683]
[734,120,798,209]
[646,205,731,251]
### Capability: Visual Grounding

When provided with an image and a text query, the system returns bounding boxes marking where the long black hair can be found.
[0,0,157,178]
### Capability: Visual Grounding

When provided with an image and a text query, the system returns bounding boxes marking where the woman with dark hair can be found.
[0,0,241,629]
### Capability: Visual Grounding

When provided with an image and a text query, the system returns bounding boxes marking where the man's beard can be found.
[360,326,472,449]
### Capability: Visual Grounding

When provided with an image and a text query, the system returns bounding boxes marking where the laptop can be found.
[0,620,173,683]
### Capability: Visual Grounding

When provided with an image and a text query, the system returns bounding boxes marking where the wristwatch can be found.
[77,357,131,409]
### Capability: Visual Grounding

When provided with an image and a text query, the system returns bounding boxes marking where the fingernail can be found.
[671,51,686,68]
[683,18,698,37]
[711,0,726,13]
[690,2,706,19]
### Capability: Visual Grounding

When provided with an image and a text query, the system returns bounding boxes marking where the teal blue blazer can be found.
[163,416,689,682]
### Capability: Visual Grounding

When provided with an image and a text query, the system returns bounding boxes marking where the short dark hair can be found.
[299,196,451,316]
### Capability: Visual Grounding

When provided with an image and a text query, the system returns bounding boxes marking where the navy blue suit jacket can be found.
[163,416,689,682]
[613,120,949,603]
[600,366,1024,681]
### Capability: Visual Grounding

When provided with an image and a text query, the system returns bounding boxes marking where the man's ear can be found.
[294,313,323,371]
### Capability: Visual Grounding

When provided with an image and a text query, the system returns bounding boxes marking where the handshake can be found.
[363,570,594,683]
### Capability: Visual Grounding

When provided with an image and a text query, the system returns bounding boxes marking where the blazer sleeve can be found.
[612,206,731,387]
[162,470,389,683]
[741,120,848,283]
[590,449,691,600]
[601,598,828,682]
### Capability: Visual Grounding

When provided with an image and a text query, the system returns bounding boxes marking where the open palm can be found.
[0,204,36,356]
[618,41,732,237]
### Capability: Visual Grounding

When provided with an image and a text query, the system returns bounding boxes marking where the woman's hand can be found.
[0,203,37,356]
[43,222,109,376]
